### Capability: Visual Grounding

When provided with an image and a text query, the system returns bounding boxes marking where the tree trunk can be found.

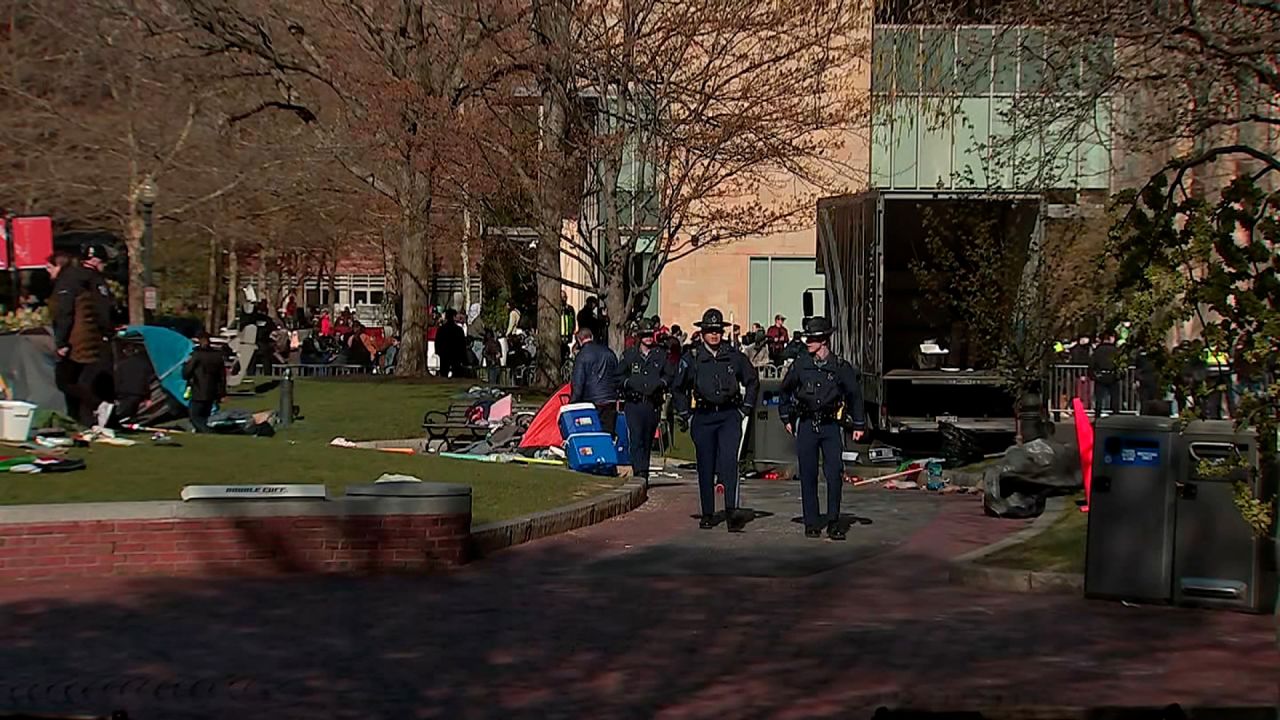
[227,243,239,327]
[205,232,220,332]
[262,241,282,324]
[461,208,472,313]
[255,244,268,313]
[125,207,145,325]
[536,232,563,387]
[534,0,573,389]
[397,203,432,376]
[599,111,627,351]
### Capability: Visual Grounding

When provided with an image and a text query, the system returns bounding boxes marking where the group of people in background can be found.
[1055,323,1261,421]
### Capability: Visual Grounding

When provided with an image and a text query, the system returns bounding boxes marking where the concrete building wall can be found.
[657,227,818,332]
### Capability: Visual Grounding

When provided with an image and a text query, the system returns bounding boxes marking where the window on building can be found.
[1018,29,1045,93]
[749,257,826,330]
[956,28,992,95]
[921,28,955,93]
[893,28,921,94]
[872,30,895,93]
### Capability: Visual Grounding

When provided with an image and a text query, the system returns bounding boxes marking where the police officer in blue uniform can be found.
[618,318,676,484]
[674,309,760,531]
[778,316,865,540]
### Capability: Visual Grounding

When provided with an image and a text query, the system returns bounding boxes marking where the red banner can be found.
[0,216,54,270]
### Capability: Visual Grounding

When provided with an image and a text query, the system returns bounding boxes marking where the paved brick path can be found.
[0,484,1274,719]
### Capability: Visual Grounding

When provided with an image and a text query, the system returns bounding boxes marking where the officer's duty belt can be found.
[694,400,741,413]
[623,392,663,404]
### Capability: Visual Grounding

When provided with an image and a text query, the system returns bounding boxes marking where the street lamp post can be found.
[139,178,158,323]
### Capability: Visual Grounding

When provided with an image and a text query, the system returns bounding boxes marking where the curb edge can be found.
[469,477,648,558]
[948,496,1085,595]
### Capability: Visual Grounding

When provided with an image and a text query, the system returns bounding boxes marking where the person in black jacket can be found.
[778,316,865,540]
[569,326,620,435]
[673,308,760,532]
[617,318,676,483]
[57,245,115,427]
[183,331,227,433]
[46,250,82,421]
[436,309,468,378]
[1090,332,1120,419]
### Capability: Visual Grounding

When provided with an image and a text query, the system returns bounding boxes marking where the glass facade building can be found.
[871,26,1113,191]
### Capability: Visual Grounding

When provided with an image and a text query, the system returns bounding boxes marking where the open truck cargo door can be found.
[816,190,1042,442]
[816,191,883,411]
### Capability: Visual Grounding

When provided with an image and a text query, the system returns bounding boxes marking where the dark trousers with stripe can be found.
[690,408,742,516]
[623,400,659,479]
[797,420,844,528]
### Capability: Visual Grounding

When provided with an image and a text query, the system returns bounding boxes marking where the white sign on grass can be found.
[180,484,327,501]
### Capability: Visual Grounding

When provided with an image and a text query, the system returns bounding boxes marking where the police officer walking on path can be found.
[674,309,760,532]
[618,318,676,486]
[778,316,865,540]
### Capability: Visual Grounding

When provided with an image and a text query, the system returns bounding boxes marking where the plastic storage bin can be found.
[0,401,37,442]
[558,402,603,439]
[566,432,618,475]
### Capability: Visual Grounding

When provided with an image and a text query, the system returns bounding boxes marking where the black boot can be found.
[827,522,847,541]
[699,514,715,529]
[726,509,747,533]
[804,526,822,539]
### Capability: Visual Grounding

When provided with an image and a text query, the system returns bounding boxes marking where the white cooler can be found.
[0,401,37,442]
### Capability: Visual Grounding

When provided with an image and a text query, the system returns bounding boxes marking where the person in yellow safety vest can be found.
[1202,345,1233,419]
[1116,322,1132,347]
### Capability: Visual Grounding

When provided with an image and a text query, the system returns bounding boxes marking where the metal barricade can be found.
[270,364,370,378]
[1046,364,1140,418]
[757,364,786,380]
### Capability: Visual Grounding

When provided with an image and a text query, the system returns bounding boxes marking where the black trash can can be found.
[752,377,795,467]
[1085,416,1183,603]
[1173,420,1277,613]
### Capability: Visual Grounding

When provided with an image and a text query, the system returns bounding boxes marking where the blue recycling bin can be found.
[614,412,632,466]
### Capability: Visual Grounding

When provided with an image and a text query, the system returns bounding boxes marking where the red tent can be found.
[518,382,573,449]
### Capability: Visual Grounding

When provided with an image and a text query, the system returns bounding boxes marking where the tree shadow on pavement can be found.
[0,532,1275,720]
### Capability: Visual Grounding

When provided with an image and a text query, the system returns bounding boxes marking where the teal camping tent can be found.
[120,325,193,408]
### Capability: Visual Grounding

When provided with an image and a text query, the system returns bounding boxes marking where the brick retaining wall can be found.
[0,499,470,582]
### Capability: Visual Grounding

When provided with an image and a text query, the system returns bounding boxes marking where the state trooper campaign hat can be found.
[694,308,727,332]
[802,316,835,340]
[637,317,662,336]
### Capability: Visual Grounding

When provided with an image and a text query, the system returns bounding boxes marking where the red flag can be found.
[1072,397,1094,512]
[0,216,53,270]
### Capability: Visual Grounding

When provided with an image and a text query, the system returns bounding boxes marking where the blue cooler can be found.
[558,403,603,439]
[566,433,618,475]
[614,413,632,466]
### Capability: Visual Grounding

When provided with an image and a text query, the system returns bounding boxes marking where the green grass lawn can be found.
[979,502,1087,574]
[0,379,622,525]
